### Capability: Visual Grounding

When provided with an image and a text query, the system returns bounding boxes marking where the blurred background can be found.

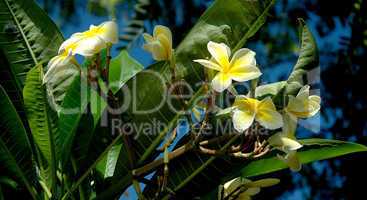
[35,0,367,199]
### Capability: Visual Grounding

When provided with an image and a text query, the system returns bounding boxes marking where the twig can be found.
[157,128,178,152]
[132,143,194,177]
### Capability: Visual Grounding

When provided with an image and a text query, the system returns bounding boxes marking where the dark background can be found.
[36,0,367,199]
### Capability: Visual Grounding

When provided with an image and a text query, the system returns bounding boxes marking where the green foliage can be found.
[108,50,144,94]
[0,86,37,199]
[0,0,366,199]
[57,74,91,167]
[23,64,59,191]
[0,0,63,91]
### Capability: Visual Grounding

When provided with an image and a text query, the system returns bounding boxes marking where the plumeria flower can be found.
[194,41,262,92]
[43,49,76,83]
[232,96,283,132]
[59,21,118,57]
[285,85,321,119]
[268,85,321,171]
[143,25,173,61]
[224,177,280,200]
[267,130,303,171]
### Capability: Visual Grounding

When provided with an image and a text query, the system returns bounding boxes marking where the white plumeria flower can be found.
[194,41,262,92]
[268,127,302,172]
[268,114,303,171]
[143,25,173,61]
[224,177,280,200]
[267,85,321,171]
[268,131,303,153]
[285,85,321,118]
[43,49,74,83]
[232,96,283,132]
[59,21,118,57]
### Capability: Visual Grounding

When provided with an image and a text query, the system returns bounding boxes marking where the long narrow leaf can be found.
[23,64,59,191]
[0,85,37,199]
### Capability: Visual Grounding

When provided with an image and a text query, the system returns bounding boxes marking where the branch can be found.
[132,143,194,177]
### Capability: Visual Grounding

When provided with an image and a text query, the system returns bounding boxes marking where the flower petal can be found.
[193,59,222,71]
[244,187,261,196]
[233,96,259,114]
[296,85,310,101]
[268,132,302,151]
[207,41,230,68]
[43,54,72,83]
[282,112,298,139]
[156,34,172,59]
[211,72,232,92]
[256,99,283,130]
[258,97,277,111]
[310,95,321,104]
[143,33,154,43]
[250,178,280,187]
[307,95,321,117]
[97,21,118,44]
[232,109,255,132]
[286,94,321,118]
[237,193,251,200]
[229,48,256,68]
[58,33,83,54]
[143,41,167,61]
[228,65,262,82]
[286,95,305,113]
[72,36,106,56]
[153,25,172,45]
[278,151,302,172]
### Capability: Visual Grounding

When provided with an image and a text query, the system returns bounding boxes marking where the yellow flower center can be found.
[83,27,106,37]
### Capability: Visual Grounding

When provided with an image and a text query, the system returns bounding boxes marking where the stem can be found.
[132,179,144,200]
[169,51,177,82]
[137,112,183,165]
[105,45,112,85]
[133,143,194,177]
[71,157,85,200]
[162,134,241,200]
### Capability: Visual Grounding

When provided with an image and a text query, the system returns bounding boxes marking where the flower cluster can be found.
[193,43,321,170]
[43,21,118,83]
[142,26,321,171]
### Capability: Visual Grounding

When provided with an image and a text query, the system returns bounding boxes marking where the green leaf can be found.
[58,73,108,172]
[0,0,63,111]
[0,177,18,189]
[57,74,90,167]
[23,64,59,191]
[96,142,123,178]
[0,85,37,199]
[202,139,367,199]
[240,139,367,178]
[108,51,144,94]
[287,19,319,85]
